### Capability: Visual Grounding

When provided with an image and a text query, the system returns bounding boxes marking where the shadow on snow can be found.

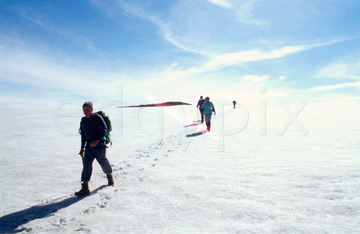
[0,185,107,233]
[186,130,207,138]
[184,123,201,128]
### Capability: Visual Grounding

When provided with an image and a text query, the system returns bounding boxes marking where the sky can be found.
[0,0,360,110]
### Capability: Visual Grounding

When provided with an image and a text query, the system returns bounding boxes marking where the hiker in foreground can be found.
[201,97,216,131]
[196,96,205,123]
[76,102,114,196]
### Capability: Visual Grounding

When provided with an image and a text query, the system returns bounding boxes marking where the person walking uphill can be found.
[201,97,216,131]
[75,102,114,196]
[196,96,205,123]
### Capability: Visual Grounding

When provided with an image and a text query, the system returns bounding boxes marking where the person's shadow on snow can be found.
[186,130,207,137]
[0,185,107,233]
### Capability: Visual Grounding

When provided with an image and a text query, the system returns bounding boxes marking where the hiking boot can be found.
[75,182,90,196]
[107,174,114,186]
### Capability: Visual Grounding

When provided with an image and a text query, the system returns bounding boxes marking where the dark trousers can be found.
[81,143,112,182]
[200,108,204,123]
[206,121,211,131]
[205,113,212,131]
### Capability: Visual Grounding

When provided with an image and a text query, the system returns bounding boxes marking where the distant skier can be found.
[76,102,114,196]
[196,96,205,123]
[201,97,216,131]
[232,100,237,109]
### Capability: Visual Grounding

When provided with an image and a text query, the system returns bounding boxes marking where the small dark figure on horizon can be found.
[76,102,114,196]
[233,100,237,109]
[196,96,205,123]
[201,97,216,131]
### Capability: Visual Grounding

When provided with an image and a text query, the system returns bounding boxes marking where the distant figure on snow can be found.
[196,96,205,123]
[76,101,114,196]
[232,100,237,109]
[201,97,216,131]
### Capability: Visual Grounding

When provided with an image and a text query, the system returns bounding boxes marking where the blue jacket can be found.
[80,114,108,148]
[201,101,215,115]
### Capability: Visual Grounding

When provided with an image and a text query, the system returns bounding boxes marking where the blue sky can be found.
[1,0,360,109]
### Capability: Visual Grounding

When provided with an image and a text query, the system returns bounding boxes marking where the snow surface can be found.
[0,102,359,234]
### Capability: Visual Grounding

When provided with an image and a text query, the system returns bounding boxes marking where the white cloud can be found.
[147,15,208,55]
[2,1,359,109]
[0,46,129,103]
[210,46,305,66]
[242,75,269,83]
[134,40,351,105]
[232,0,268,26]
[170,62,178,68]
[314,61,360,80]
[91,0,209,56]
[311,81,360,91]
[19,13,53,31]
[1,41,357,110]
[208,0,232,9]
[276,76,286,82]
[197,42,338,72]
[0,38,344,103]
[90,0,269,56]
[137,40,345,94]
